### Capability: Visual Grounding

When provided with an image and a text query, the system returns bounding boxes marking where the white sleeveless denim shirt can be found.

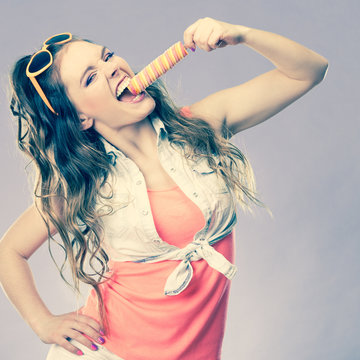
[97,112,238,296]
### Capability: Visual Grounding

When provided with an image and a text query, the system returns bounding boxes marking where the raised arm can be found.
[183,17,329,137]
[0,204,104,355]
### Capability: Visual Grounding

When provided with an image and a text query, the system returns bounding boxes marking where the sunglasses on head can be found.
[26,32,72,115]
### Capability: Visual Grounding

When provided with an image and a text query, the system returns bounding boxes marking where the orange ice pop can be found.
[127,42,189,95]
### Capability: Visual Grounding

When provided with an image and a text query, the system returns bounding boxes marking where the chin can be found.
[130,97,156,122]
[140,93,156,115]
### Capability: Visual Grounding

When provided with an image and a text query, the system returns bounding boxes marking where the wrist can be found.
[29,311,54,336]
[234,24,252,43]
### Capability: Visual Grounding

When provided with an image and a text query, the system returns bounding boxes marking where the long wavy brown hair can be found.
[9,36,268,332]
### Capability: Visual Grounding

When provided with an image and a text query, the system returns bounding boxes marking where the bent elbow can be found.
[312,59,329,85]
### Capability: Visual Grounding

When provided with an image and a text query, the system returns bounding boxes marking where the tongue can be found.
[118,88,137,103]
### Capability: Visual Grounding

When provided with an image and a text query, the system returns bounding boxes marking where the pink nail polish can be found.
[190,47,196,52]
[91,343,98,351]
[98,336,105,344]
[76,350,84,356]
[99,329,105,336]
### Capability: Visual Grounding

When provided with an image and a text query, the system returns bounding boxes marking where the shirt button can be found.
[142,210,149,215]
[153,239,161,244]
[193,192,199,197]
[170,167,176,172]
[136,180,142,185]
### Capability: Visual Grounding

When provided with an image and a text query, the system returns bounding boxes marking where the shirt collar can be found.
[100,111,167,163]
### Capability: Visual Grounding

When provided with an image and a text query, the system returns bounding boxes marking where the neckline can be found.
[147,185,180,192]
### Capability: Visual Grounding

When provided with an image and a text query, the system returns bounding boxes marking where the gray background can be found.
[0,0,359,359]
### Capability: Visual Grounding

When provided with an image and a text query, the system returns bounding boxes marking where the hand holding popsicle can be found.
[126,18,249,96]
[183,17,248,52]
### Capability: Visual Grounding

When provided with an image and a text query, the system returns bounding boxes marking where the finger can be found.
[58,337,85,356]
[66,329,101,351]
[193,29,215,52]
[71,313,103,334]
[70,320,104,345]
[183,21,200,50]
[208,30,224,50]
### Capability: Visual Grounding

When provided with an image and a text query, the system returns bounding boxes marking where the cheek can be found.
[77,88,112,114]
[118,58,135,77]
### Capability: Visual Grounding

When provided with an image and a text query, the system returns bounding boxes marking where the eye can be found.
[105,52,114,61]
[86,73,96,86]
[85,51,114,86]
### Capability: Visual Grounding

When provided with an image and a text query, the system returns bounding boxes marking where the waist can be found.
[106,231,234,275]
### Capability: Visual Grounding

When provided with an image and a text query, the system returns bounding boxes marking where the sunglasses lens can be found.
[28,51,51,73]
[45,34,71,46]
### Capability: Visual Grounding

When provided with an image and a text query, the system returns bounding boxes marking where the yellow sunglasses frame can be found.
[26,32,72,115]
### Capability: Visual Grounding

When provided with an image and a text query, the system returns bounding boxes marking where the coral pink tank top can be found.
[80,185,234,360]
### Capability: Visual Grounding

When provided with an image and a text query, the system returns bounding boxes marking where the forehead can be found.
[58,41,103,87]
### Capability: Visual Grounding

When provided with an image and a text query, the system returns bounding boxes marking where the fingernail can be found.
[190,47,196,52]
[91,343,98,351]
[99,329,105,336]
[98,336,105,344]
[76,350,84,356]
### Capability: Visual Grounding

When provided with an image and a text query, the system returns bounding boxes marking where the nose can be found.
[105,63,119,79]
[97,57,120,79]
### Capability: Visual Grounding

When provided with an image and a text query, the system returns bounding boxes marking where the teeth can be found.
[133,94,142,102]
[116,77,131,99]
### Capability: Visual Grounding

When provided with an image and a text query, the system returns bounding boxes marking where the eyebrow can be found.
[79,46,107,85]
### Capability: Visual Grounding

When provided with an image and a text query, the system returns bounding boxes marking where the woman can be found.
[0,17,328,360]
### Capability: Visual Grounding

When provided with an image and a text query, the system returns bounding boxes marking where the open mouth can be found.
[116,77,145,103]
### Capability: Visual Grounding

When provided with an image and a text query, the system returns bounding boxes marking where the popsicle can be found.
[127,42,189,95]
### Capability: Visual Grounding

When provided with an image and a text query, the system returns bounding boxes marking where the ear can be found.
[79,115,94,131]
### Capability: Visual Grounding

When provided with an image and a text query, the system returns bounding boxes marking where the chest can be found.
[97,145,236,260]
[137,160,178,191]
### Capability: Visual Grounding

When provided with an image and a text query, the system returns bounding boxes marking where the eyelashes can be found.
[86,73,95,86]
[105,52,114,61]
[85,51,115,86]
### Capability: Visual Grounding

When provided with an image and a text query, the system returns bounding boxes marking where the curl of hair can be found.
[9,38,114,332]
[9,37,269,334]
